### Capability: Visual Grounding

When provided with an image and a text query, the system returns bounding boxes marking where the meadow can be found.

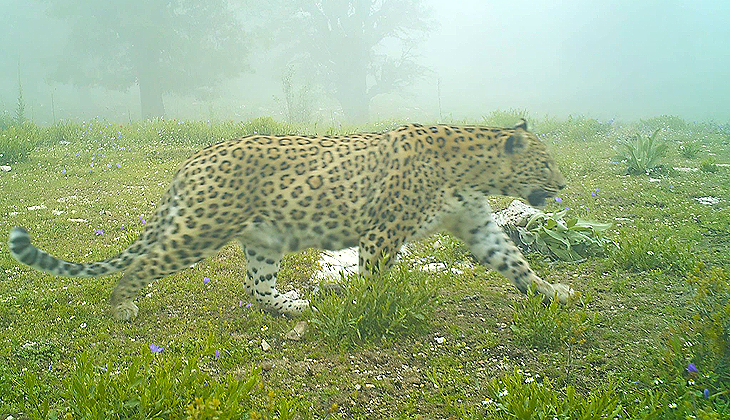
[0,113,728,419]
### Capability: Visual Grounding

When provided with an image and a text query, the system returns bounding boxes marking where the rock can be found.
[493,200,539,228]
[260,360,274,371]
[261,338,271,351]
[284,321,309,341]
[0,165,11,172]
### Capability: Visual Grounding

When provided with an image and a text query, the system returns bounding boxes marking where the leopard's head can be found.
[500,119,566,207]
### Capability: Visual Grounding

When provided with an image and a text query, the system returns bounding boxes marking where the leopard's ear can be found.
[513,118,528,131]
[504,131,529,154]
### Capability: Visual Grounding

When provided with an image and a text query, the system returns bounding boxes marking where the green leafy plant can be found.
[12,350,302,420]
[310,261,436,348]
[612,228,696,275]
[510,289,594,350]
[700,156,719,173]
[678,140,702,158]
[512,209,614,262]
[481,108,531,128]
[479,369,621,419]
[614,129,668,174]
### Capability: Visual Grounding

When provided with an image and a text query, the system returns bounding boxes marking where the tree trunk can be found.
[135,45,165,119]
[335,48,370,124]
[139,71,165,119]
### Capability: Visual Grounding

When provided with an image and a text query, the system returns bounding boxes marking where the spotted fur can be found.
[9,120,575,321]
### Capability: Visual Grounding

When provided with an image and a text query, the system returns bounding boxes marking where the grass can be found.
[1,115,729,418]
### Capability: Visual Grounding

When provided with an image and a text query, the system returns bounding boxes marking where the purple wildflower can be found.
[704,389,710,399]
[239,300,243,307]
[94,229,104,235]
[215,350,221,359]
[246,302,252,308]
[204,276,210,284]
[116,163,121,168]
[687,362,698,373]
[139,216,146,224]
[107,164,112,168]
[61,167,66,174]
[554,196,562,204]
[149,344,164,353]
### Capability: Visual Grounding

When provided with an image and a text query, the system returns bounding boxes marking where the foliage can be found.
[614,129,668,174]
[510,290,594,350]
[310,261,436,348]
[272,0,433,122]
[684,264,730,380]
[641,114,687,131]
[700,156,719,173]
[478,370,622,419]
[481,109,531,128]
[281,65,315,125]
[537,115,610,141]
[678,140,702,158]
[12,350,308,420]
[46,0,250,117]
[511,209,614,262]
[611,228,696,275]
[15,74,26,126]
[0,121,44,164]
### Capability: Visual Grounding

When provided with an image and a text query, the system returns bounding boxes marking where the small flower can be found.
[149,343,164,353]
[139,216,146,224]
[204,276,210,284]
[687,362,698,373]
[116,163,121,168]
[704,389,710,399]
[107,164,112,168]
[215,349,221,359]
[120,224,125,230]
[554,196,562,204]
[94,229,104,235]
[481,398,493,406]
[688,379,695,386]
[61,167,66,174]
[632,380,640,384]
[525,376,535,384]
[498,389,508,397]
[239,300,243,307]
[668,402,677,409]
[654,378,663,385]
[246,302,252,308]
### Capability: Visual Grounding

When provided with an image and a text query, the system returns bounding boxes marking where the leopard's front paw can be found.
[553,283,579,305]
[111,301,139,321]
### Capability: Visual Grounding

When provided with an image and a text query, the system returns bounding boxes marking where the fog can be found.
[1,0,728,125]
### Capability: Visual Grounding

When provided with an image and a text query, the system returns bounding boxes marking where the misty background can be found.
[1,0,728,125]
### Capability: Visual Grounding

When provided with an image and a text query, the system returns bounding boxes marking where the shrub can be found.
[511,209,614,262]
[481,109,531,128]
[479,369,621,419]
[614,129,668,174]
[641,114,687,131]
[611,228,695,275]
[510,290,593,350]
[700,157,719,173]
[13,350,307,420]
[678,140,702,159]
[0,121,44,164]
[310,261,436,348]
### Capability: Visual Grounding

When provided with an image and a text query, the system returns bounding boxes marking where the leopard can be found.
[8,119,575,321]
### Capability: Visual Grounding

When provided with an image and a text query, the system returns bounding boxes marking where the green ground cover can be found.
[0,114,728,419]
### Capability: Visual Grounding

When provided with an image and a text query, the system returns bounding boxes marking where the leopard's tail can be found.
[8,227,136,278]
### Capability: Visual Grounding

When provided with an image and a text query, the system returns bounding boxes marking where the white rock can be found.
[261,338,271,351]
[0,165,11,172]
